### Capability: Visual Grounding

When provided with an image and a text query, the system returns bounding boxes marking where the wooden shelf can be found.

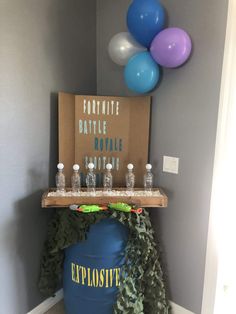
[42,188,168,208]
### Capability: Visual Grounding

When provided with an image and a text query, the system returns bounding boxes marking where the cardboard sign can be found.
[59,93,151,187]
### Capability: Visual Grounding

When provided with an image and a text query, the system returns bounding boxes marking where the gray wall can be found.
[96,0,228,313]
[0,1,96,313]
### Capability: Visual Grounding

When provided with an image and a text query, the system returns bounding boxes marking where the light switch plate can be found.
[163,156,179,174]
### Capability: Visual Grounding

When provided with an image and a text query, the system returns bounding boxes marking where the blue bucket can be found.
[63,218,128,314]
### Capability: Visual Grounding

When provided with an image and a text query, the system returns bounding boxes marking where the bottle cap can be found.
[146,164,152,170]
[127,163,134,170]
[106,163,112,170]
[73,164,80,171]
[57,163,64,170]
[88,162,95,169]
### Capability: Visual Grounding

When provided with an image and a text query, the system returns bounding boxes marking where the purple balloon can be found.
[150,27,192,68]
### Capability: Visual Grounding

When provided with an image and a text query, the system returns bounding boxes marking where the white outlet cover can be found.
[163,156,179,174]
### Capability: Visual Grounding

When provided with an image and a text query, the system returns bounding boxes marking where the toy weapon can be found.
[108,202,143,214]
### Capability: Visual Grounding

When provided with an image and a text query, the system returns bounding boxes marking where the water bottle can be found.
[71,164,81,193]
[86,162,96,193]
[56,163,65,193]
[126,163,135,192]
[144,164,153,192]
[103,163,113,192]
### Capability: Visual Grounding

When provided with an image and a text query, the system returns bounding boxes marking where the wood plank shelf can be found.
[42,188,168,208]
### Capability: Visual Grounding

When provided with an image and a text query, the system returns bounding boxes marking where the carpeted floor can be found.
[45,300,65,314]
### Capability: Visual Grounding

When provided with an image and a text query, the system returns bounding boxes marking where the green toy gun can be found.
[70,204,108,213]
[108,203,143,214]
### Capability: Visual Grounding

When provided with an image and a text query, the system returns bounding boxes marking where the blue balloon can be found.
[127,0,166,48]
[124,51,160,94]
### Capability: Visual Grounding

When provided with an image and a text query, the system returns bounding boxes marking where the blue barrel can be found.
[63,218,128,314]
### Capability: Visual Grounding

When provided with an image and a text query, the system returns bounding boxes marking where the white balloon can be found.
[108,32,147,66]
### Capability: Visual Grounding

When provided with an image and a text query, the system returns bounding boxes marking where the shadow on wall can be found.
[49,93,59,186]
[10,93,58,312]
[10,94,58,312]
[12,170,54,311]
[150,208,172,302]
[0,191,53,313]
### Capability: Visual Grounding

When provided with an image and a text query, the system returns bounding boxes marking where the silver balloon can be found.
[108,32,147,66]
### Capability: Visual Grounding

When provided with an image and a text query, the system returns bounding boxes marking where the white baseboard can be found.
[170,301,195,314]
[27,289,64,314]
[28,293,194,314]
